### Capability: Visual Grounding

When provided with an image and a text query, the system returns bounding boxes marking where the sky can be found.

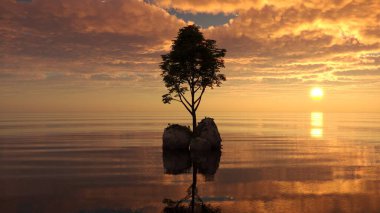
[0,0,379,113]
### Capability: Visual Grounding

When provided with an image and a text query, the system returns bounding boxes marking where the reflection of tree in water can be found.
[162,150,222,213]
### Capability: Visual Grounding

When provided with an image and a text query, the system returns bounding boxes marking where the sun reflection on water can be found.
[310,112,323,138]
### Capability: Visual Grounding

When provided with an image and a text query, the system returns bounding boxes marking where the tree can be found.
[160,25,226,131]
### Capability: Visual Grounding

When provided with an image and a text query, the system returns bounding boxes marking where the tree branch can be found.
[178,94,192,114]
[178,92,192,107]
[194,85,201,93]
[194,87,206,104]
[175,84,192,107]
[194,87,206,111]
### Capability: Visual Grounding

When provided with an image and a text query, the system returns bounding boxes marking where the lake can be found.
[1,112,380,213]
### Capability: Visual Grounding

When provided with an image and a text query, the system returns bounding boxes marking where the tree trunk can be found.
[191,84,196,132]
[191,162,197,213]
[192,111,197,133]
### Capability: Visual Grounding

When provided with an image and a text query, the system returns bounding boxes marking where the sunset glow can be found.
[2,1,380,213]
[0,0,379,113]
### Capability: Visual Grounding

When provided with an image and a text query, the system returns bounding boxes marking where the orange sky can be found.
[0,0,379,113]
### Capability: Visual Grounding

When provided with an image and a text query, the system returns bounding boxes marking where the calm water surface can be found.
[1,112,380,213]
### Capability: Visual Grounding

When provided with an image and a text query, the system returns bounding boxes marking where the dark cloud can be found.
[0,72,15,79]
[90,73,116,81]
[166,9,237,27]
[90,73,132,81]
[16,0,32,3]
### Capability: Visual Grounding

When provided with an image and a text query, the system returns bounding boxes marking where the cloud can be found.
[16,0,32,3]
[90,73,135,81]
[0,0,379,112]
[152,0,358,14]
[194,0,380,89]
[262,77,302,84]
[334,69,380,76]
[0,0,184,84]
[166,10,237,27]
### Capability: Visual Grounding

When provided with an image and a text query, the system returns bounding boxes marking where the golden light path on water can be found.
[310,112,323,138]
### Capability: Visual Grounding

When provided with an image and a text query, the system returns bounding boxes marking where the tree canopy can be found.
[160,25,226,130]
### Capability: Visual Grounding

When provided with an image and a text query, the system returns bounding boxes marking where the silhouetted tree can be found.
[160,25,226,131]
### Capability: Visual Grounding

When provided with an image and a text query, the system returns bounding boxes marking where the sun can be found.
[310,87,324,100]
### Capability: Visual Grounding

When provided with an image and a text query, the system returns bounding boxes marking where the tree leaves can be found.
[160,24,226,117]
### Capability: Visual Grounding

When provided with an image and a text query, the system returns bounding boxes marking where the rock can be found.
[189,137,211,151]
[162,124,192,150]
[194,118,222,149]
[162,150,192,174]
[191,150,221,181]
